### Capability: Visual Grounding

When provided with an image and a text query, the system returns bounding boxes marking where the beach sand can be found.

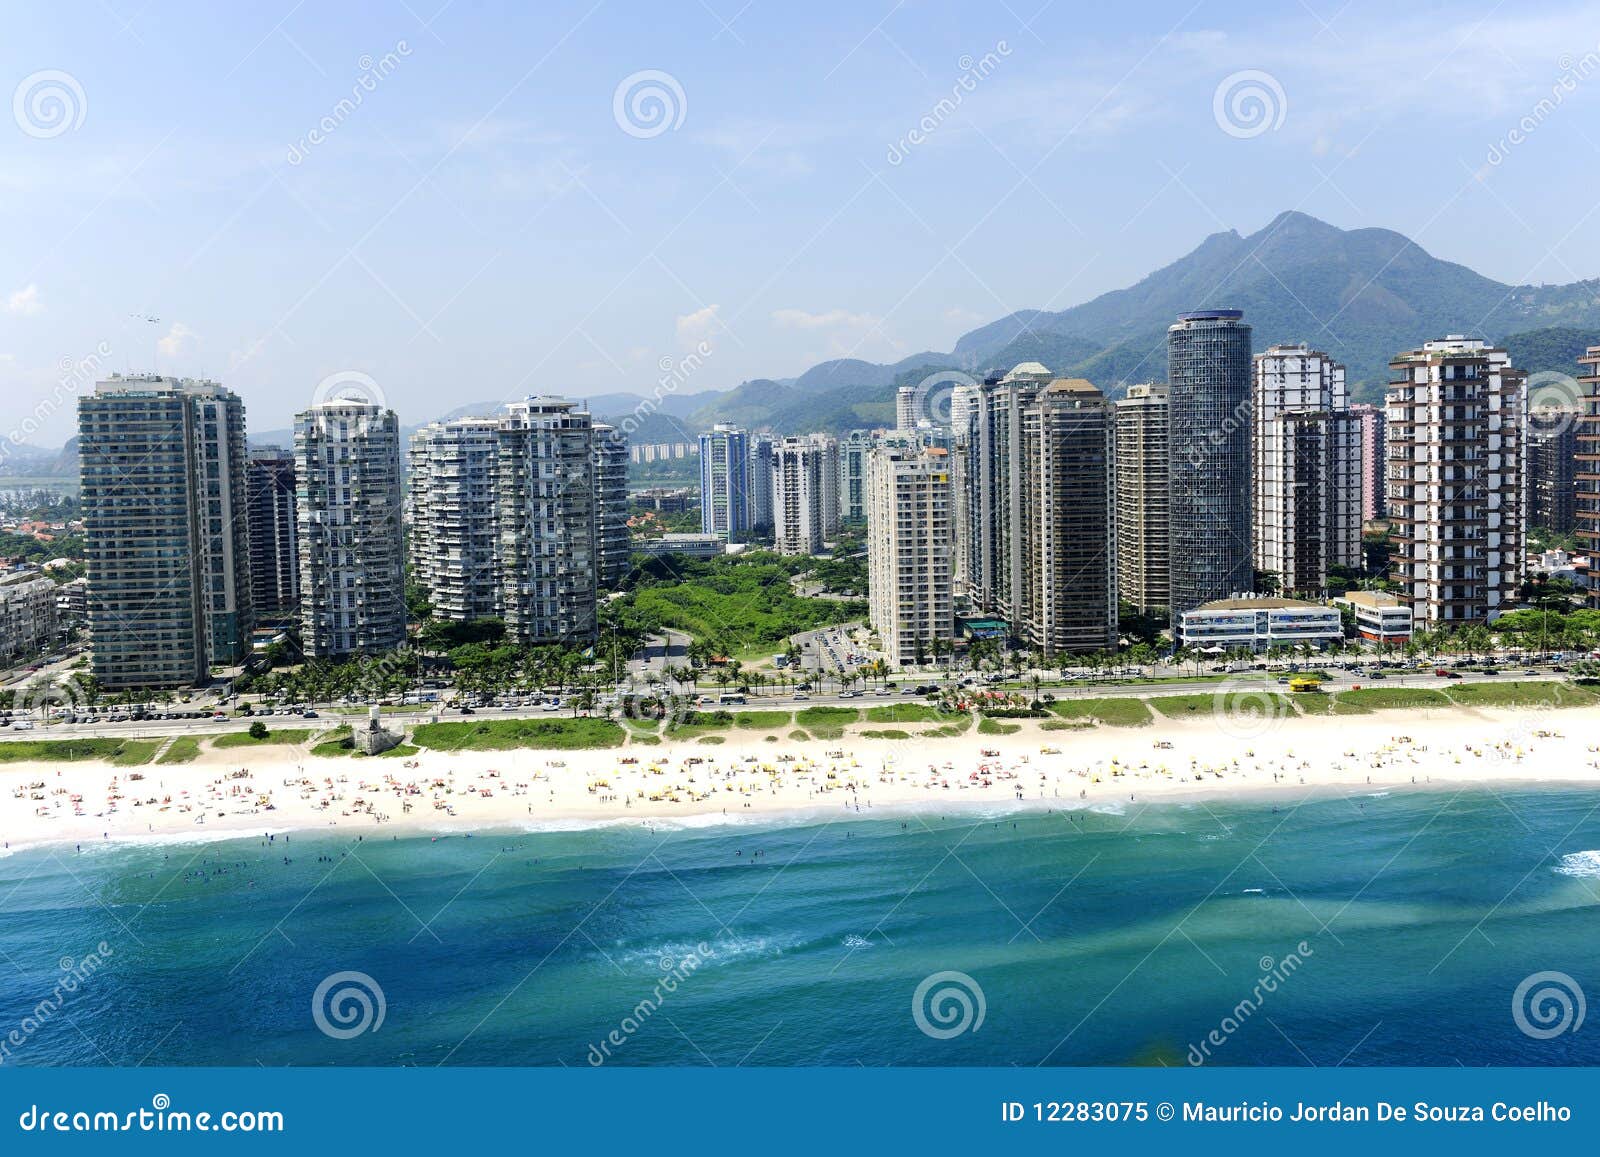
[5,704,1600,852]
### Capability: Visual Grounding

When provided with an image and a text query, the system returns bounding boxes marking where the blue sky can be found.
[4,0,1600,446]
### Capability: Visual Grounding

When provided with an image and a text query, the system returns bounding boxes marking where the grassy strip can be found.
[977,716,1021,735]
[156,736,205,764]
[1147,692,1294,719]
[1443,681,1599,708]
[212,728,315,749]
[411,718,624,751]
[922,714,975,738]
[0,739,159,765]
[733,710,793,729]
[795,707,859,739]
[1040,719,1093,732]
[1333,687,1452,712]
[1049,698,1152,727]
[864,704,945,723]
[860,728,911,739]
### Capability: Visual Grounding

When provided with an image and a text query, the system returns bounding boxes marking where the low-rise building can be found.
[1179,594,1344,653]
[0,571,60,666]
[635,533,724,560]
[1335,590,1413,644]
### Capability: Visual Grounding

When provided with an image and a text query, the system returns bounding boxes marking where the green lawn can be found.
[311,732,357,757]
[864,703,946,723]
[1332,687,1453,713]
[860,728,912,739]
[1148,692,1294,719]
[156,736,205,764]
[628,558,865,656]
[212,728,315,749]
[1050,698,1153,726]
[1040,719,1094,732]
[0,739,159,765]
[1289,693,1338,715]
[922,714,975,737]
[794,706,859,738]
[977,716,1021,735]
[411,717,625,751]
[1443,681,1598,708]
[734,710,793,729]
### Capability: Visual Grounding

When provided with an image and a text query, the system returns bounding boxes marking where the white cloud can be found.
[158,321,198,357]
[4,284,42,316]
[675,304,723,348]
[771,307,880,330]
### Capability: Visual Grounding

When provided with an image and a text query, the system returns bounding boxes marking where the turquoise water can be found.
[3,789,1600,1066]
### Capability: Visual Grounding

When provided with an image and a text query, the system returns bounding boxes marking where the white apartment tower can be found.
[1251,344,1363,595]
[1386,336,1525,626]
[408,417,502,621]
[494,398,599,643]
[867,445,954,665]
[592,422,631,589]
[896,385,918,431]
[772,436,828,555]
[1113,383,1170,613]
[294,400,406,658]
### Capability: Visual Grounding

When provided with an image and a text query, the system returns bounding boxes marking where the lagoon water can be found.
[4,788,1599,1066]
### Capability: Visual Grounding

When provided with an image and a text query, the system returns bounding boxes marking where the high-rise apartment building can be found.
[294,400,406,658]
[839,430,874,523]
[896,385,918,431]
[1386,336,1525,627]
[1016,379,1117,656]
[772,436,827,555]
[746,433,774,533]
[79,376,254,688]
[1349,403,1387,522]
[246,449,300,623]
[1579,346,1600,606]
[811,432,840,541]
[1527,406,1577,534]
[698,424,750,542]
[1251,344,1362,596]
[407,417,502,622]
[592,422,631,588]
[494,398,598,643]
[1114,383,1170,613]
[867,445,954,665]
[965,363,1053,617]
[1168,310,1253,625]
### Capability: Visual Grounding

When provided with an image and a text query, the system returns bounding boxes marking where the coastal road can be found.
[0,668,1575,745]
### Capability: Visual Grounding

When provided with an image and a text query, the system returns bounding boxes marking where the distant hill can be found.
[677,210,1600,430]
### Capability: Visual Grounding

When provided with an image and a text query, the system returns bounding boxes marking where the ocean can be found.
[3,788,1599,1067]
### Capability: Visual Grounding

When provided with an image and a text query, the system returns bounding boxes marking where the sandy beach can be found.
[5,704,1600,852]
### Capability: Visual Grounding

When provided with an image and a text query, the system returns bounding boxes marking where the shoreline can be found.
[5,703,1600,856]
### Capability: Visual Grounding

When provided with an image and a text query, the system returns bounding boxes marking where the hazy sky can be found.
[4,0,1600,446]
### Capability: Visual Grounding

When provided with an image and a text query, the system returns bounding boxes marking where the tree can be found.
[248,720,269,740]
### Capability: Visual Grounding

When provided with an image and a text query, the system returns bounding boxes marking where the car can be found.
[301,710,319,718]
[792,692,810,701]
[10,720,34,731]
[212,712,228,722]
[458,705,475,714]
[875,688,892,696]
[544,699,561,711]
[900,686,918,695]
[1367,671,1387,680]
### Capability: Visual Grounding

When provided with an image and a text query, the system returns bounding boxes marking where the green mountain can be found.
[651,211,1600,434]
